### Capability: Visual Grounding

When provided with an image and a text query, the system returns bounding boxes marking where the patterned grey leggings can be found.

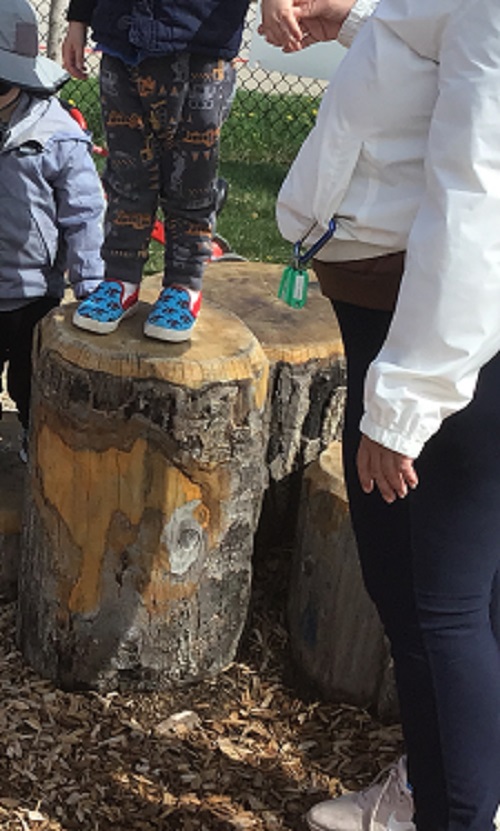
[99,52,236,291]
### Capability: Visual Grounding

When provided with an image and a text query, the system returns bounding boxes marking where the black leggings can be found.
[333,299,500,831]
[0,297,59,428]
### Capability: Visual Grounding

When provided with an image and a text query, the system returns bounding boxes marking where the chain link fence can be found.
[33,1,329,165]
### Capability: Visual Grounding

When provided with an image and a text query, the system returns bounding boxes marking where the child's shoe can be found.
[73,281,139,334]
[144,285,201,342]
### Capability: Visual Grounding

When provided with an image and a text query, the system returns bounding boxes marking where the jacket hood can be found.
[2,93,91,151]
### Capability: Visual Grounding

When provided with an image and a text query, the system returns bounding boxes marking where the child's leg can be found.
[5,298,59,429]
[99,54,165,285]
[138,53,236,342]
[159,55,237,292]
[73,55,179,335]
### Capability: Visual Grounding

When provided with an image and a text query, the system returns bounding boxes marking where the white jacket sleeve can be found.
[361,0,500,458]
[338,0,379,47]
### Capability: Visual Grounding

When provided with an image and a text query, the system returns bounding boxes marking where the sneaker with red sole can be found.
[144,285,201,342]
[72,281,139,334]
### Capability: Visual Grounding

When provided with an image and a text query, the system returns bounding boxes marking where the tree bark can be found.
[167,262,347,547]
[17,300,268,691]
[288,441,399,719]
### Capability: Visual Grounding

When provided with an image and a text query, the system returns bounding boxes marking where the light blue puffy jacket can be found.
[0,92,104,311]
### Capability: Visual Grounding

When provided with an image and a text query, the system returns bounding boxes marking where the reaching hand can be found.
[258,0,304,51]
[357,434,419,504]
[62,21,89,80]
[293,0,356,47]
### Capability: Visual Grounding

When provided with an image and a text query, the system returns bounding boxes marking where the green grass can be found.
[216,160,290,263]
[145,159,290,274]
[60,78,105,147]
[60,81,313,266]
[221,88,320,164]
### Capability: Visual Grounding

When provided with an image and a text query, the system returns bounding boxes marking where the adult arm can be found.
[360,1,500,465]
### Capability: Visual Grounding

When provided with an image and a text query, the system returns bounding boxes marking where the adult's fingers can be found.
[357,436,419,505]
[258,8,303,48]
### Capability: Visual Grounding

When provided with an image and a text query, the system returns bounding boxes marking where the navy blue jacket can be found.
[67,0,250,62]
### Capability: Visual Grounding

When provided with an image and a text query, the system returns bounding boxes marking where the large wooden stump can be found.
[194,263,345,479]
[145,263,346,545]
[288,442,399,720]
[18,300,269,691]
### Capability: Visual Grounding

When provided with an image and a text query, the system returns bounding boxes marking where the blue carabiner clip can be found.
[293,218,337,269]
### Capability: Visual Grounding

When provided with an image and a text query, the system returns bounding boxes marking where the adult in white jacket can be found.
[263,0,500,829]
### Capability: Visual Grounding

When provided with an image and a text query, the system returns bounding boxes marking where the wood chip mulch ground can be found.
[1,376,403,830]
[0,535,403,831]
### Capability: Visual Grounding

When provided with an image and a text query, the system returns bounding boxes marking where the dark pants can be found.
[99,52,236,291]
[333,299,500,831]
[0,297,59,428]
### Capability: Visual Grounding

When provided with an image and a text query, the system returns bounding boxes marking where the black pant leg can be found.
[6,298,59,428]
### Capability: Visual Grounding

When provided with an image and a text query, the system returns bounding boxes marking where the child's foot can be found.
[73,281,139,334]
[144,286,201,342]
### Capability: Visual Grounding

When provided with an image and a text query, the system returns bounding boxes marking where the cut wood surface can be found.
[18,301,269,691]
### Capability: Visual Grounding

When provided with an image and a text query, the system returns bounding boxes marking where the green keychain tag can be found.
[278,264,309,309]
[278,218,337,309]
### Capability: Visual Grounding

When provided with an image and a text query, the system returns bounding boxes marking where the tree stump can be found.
[144,263,346,545]
[0,412,25,601]
[288,441,398,720]
[17,300,269,691]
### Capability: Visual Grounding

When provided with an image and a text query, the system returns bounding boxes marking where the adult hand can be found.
[293,0,357,47]
[357,434,419,504]
[258,0,304,51]
[62,21,89,80]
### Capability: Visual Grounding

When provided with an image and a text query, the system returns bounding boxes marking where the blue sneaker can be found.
[72,281,139,334]
[144,285,201,342]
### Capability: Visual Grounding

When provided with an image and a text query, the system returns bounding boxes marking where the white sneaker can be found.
[306,756,415,831]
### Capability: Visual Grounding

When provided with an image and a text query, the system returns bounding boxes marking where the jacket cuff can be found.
[359,413,425,459]
[338,0,379,47]
[66,0,95,24]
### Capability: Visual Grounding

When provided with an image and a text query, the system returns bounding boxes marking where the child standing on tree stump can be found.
[63,0,251,343]
[0,0,104,461]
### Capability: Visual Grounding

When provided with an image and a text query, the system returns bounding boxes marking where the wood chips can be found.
[0,543,403,831]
